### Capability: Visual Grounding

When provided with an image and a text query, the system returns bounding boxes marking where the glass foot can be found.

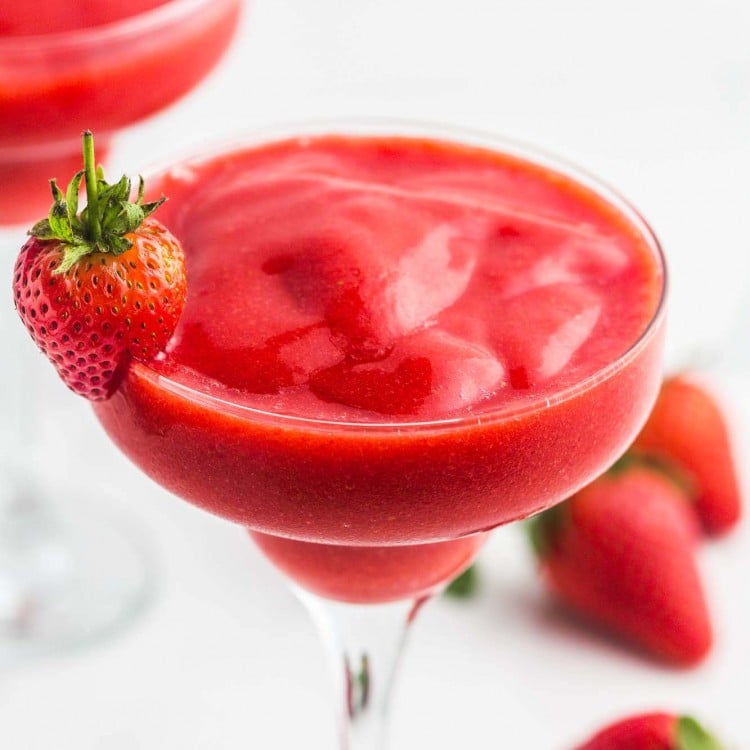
[0,484,155,666]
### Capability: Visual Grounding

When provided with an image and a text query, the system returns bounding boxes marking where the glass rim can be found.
[130,117,668,433]
[0,0,235,52]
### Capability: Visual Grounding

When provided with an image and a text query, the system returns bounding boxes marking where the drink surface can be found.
[153,135,662,423]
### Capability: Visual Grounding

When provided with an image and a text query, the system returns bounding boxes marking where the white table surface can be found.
[2,0,749,747]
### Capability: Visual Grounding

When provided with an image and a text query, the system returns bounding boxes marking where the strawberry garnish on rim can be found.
[13,130,186,401]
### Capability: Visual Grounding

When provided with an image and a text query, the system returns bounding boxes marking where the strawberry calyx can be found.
[677,716,725,750]
[609,452,695,497]
[444,563,480,598]
[527,503,566,559]
[28,130,165,274]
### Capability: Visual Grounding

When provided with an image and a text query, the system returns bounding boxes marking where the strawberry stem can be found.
[28,129,167,274]
[82,130,101,243]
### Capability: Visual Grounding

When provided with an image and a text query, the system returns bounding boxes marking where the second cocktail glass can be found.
[89,122,666,747]
[0,0,242,225]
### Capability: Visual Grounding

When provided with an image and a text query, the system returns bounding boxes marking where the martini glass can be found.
[89,122,666,747]
[0,0,242,662]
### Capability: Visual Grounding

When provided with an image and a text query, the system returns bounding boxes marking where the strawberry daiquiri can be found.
[90,131,666,602]
[0,0,241,224]
[14,127,666,747]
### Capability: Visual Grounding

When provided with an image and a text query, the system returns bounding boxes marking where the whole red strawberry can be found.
[530,465,712,665]
[631,375,741,535]
[575,712,725,750]
[13,131,186,401]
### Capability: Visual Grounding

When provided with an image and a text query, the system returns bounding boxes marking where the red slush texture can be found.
[0,0,240,225]
[94,135,664,601]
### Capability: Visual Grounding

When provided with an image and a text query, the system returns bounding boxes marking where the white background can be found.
[2,0,750,747]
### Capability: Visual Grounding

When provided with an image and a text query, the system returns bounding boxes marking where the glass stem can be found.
[294,587,429,750]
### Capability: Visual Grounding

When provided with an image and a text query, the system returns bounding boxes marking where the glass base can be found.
[0,485,155,667]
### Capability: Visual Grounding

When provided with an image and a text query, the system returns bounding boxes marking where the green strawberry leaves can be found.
[677,716,725,750]
[527,503,566,559]
[29,131,165,274]
[444,564,480,598]
[65,169,83,216]
[49,197,75,242]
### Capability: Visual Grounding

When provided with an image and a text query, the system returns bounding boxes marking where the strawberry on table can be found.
[574,712,725,750]
[631,375,742,536]
[13,130,186,401]
[529,464,712,665]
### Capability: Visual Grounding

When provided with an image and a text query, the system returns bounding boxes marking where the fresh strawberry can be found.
[530,465,712,665]
[631,375,741,535]
[575,712,725,750]
[13,131,186,401]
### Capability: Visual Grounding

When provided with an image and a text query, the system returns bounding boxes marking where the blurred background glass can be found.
[0,0,242,663]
